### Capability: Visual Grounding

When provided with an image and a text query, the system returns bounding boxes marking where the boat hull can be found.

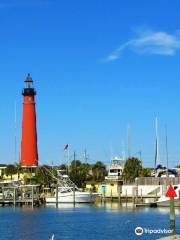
[46,192,98,203]
[156,198,180,207]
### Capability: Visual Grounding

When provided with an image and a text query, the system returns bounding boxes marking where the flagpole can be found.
[14,101,17,163]
[64,144,69,174]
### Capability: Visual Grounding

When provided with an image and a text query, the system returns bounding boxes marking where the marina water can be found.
[1,202,180,240]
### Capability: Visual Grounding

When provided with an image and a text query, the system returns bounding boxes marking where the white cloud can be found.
[105,29,180,61]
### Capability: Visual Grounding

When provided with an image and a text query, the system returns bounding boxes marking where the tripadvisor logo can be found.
[135,227,173,235]
[135,227,143,236]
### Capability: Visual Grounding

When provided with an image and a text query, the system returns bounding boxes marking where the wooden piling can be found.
[156,188,158,201]
[118,191,121,203]
[141,189,143,203]
[73,184,75,205]
[56,185,58,207]
[32,186,34,208]
[13,188,16,207]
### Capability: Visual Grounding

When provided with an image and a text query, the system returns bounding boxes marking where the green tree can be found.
[92,161,107,181]
[31,166,57,186]
[140,168,151,177]
[123,157,142,181]
[69,160,89,188]
[59,164,68,171]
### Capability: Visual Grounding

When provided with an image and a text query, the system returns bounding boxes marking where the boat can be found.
[105,156,125,181]
[45,170,99,203]
[151,164,177,178]
[156,184,180,207]
[46,188,98,203]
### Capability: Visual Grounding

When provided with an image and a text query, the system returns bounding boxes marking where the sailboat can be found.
[151,117,166,177]
[155,125,179,206]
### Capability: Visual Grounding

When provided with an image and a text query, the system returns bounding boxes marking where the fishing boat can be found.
[105,156,125,181]
[45,171,98,203]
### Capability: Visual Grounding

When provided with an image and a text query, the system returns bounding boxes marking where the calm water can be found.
[1,202,180,240]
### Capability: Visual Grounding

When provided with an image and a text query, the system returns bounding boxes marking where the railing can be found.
[135,177,180,186]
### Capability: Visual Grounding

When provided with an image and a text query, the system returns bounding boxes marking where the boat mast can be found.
[84,149,89,163]
[165,125,169,177]
[155,117,160,168]
[127,124,131,159]
[14,101,17,163]
[121,140,126,161]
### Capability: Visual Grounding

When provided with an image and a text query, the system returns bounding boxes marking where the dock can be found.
[0,184,44,207]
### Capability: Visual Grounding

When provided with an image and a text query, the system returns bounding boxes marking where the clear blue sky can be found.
[0,0,180,167]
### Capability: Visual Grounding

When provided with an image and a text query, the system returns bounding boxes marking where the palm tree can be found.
[123,157,142,181]
[92,161,107,181]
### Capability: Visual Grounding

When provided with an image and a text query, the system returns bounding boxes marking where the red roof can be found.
[165,184,177,198]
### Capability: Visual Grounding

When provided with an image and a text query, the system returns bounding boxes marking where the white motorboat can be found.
[46,187,98,203]
[156,184,180,207]
[45,170,99,204]
[105,156,125,181]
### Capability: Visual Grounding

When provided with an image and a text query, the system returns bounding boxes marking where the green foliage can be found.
[61,160,107,188]
[140,168,151,177]
[69,160,90,188]
[92,161,107,181]
[123,157,142,180]
[1,160,107,187]
[31,166,57,186]
[5,164,17,179]
[59,164,67,171]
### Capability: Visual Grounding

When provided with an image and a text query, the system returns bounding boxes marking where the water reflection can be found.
[46,201,180,215]
[46,201,145,213]
[46,203,91,209]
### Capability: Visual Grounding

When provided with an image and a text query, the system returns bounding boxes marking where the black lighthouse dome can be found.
[22,73,36,96]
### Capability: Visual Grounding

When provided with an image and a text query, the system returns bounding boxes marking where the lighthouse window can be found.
[28,97,31,102]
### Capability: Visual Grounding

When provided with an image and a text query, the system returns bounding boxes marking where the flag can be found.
[64,144,69,150]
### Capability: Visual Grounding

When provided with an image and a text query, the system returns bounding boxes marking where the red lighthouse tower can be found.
[20,74,38,167]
